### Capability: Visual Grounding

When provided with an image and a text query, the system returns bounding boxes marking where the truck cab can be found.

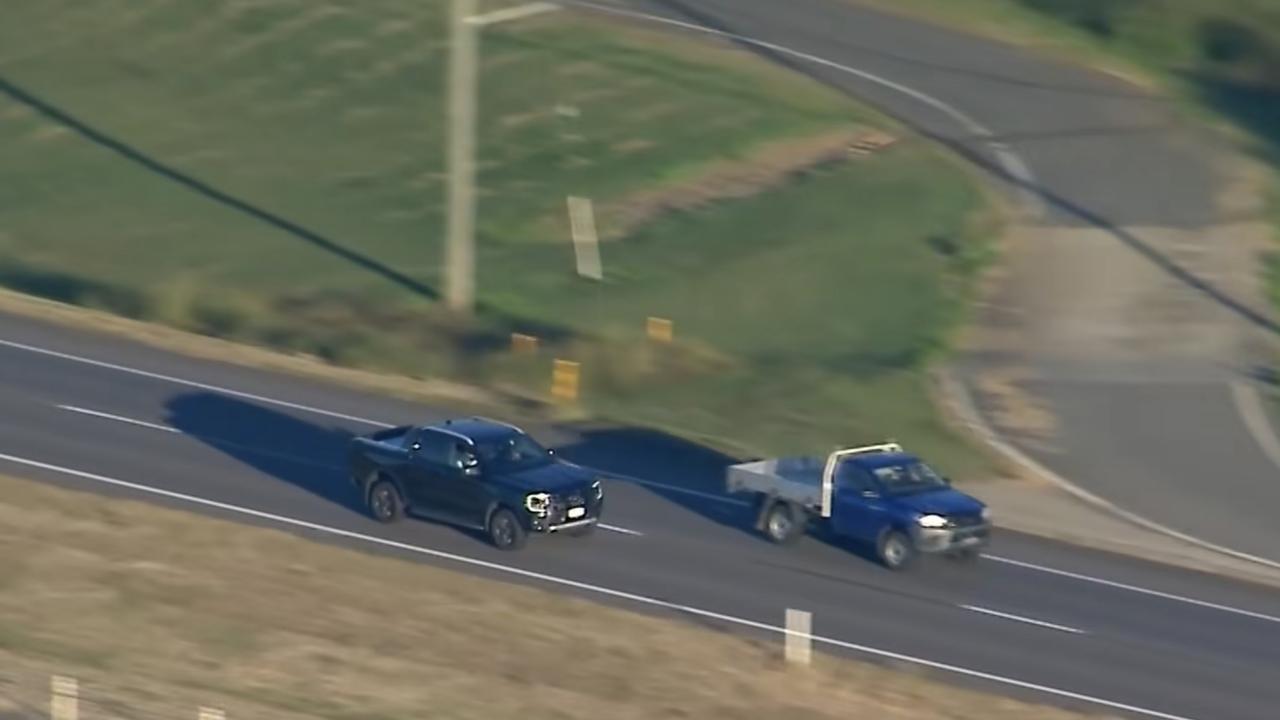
[821,448,990,568]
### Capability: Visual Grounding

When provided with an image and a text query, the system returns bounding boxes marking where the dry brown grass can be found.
[596,128,895,241]
[0,473,1112,720]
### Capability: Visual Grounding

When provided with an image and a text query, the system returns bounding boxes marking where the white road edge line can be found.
[984,554,1280,625]
[0,450,1197,720]
[51,403,645,538]
[58,405,178,434]
[561,0,1045,219]
[961,605,1085,635]
[0,338,394,428]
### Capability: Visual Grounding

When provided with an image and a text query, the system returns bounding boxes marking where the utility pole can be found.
[443,1,561,314]
[444,0,479,313]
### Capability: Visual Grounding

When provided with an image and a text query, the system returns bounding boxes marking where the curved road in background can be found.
[1,2,1279,719]
[591,0,1280,564]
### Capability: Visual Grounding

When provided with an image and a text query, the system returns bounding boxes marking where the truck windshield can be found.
[871,462,947,495]
[474,432,553,471]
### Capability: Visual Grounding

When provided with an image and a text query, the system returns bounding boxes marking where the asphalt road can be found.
[2,313,1280,720]
[2,1,1279,718]
[577,0,1280,564]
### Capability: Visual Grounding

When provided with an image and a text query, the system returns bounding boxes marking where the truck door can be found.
[433,440,491,526]
[404,430,456,515]
[829,462,891,542]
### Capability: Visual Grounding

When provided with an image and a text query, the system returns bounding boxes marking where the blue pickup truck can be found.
[725,442,991,569]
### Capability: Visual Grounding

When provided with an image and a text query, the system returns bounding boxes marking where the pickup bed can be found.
[726,443,991,569]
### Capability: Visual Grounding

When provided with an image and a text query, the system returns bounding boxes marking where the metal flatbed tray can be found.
[725,456,827,508]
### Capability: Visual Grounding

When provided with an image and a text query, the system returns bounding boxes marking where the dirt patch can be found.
[0,473,1110,720]
[974,366,1059,451]
[597,128,894,240]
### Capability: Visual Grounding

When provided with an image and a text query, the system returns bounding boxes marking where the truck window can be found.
[834,461,874,493]
[415,430,456,466]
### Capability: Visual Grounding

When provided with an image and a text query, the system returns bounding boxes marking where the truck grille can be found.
[948,514,984,528]
[544,492,591,524]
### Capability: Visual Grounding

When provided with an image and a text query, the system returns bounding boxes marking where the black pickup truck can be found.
[348,417,604,550]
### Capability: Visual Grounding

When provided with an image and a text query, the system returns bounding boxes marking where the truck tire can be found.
[877,530,915,571]
[367,478,404,524]
[763,501,802,545]
[487,507,528,551]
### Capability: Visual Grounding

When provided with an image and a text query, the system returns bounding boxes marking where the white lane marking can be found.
[50,403,645,537]
[962,605,1085,635]
[562,0,1045,218]
[0,338,393,428]
[58,405,178,433]
[598,523,643,536]
[4,336,1274,620]
[0,450,1198,720]
[985,554,1280,626]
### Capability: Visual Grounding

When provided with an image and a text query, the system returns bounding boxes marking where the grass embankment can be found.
[0,473,1110,720]
[0,0,998,475]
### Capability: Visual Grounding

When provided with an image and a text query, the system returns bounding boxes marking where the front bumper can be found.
[527,497,604,534]
[912,522,992,553]
[539,517,599,533]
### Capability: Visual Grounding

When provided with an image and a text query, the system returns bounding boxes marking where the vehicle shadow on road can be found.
[555,426,756,532]
[159,392,895,563]
[163,391,367,515]
[554,426,888,565]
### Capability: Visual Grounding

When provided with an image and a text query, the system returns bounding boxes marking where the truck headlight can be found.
[980,506,991,522]
[525,492,551,515]
[917,514,948,529]
[591,479,604,500]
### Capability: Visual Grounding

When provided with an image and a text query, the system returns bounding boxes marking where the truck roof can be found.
[846,451,919,470]
[425,417,523,443]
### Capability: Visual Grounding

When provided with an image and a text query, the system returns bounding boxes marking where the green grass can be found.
[0,0,857,305]
[0,0,999,475]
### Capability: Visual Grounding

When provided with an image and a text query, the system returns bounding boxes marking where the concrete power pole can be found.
[444,0,479,313]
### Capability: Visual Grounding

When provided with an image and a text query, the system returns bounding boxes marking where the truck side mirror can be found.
[459,454,480,476]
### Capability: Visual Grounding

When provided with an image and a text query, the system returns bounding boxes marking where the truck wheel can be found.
[763,501,802,545]
[368,479,403,524]
[487,507,528,551]
[877,530,915,570]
